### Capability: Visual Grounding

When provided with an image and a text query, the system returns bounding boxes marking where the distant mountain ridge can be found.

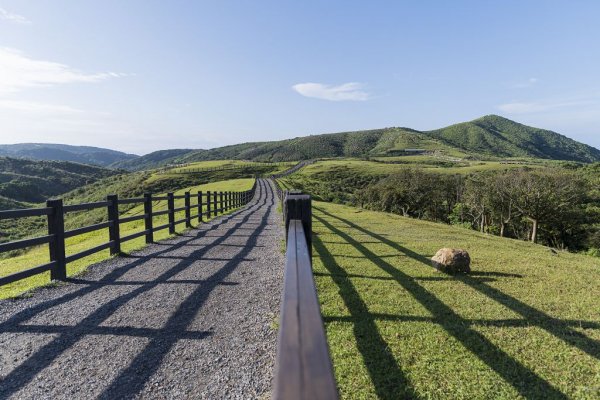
[0,157,119,208]
[110,149,193,171]
[0,143,138,167]
[113,115,600,170]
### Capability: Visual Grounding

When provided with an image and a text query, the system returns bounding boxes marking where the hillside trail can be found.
[0,178,284,399]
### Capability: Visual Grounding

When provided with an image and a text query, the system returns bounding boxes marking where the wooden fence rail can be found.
[272,181,339,400]
[0,180,257,287]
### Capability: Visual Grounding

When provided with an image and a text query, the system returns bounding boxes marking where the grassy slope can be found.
[279,158,547,204]
[0,178,254,299]
[0,157,119,205]
[168,159,295,173]
[312,201,600,399]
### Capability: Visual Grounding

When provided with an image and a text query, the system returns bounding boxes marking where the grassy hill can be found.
[0,157,120,206]
[0,143,138,167]
[109,149,193,171]
[428,115,600,162]
[313,200,600,399]
[112,116,600,170]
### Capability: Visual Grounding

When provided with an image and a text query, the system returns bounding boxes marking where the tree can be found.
[502,168,588,243]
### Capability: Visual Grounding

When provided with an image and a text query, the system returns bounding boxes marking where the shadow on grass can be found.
[316,207,600,363]
[313,236,419,400]
[313,207,569,400]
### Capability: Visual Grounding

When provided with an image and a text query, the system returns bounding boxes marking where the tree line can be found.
[355,167,600,253]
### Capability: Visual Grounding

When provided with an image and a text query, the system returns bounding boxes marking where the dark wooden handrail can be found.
[273,189,338,400]
[0,180,258,287]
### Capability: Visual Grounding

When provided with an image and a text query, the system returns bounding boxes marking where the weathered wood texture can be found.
[273,188,338,400]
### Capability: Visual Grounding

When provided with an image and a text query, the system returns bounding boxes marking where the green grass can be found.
[167,159,294,173]
[312,201,600,399]
[305,158,547,175]
[0,178,254,299]
[278,158,553,205]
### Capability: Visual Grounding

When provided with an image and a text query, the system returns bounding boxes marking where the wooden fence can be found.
[272,180,339,400]
[0,181,257,287]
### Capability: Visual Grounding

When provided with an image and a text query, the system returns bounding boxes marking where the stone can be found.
[431,248,471,273]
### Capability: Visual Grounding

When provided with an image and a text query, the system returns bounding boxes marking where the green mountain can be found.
[427,115,600,162]
[0,157,120,207]
[109,149,193,171]
[114,115,599,170]
[0,143,138,167]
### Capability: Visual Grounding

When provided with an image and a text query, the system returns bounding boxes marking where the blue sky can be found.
[0,1,599,154]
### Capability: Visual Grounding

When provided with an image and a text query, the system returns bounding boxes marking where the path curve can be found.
[0,178,283,399]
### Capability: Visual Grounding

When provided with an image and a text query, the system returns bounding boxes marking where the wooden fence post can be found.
[144,193,154,243]
[185,191,191,228]
[168,192,175,234]
[284,193,312,260]
[47,199,66,280]
[213,191,218,217]
[206,190,211,219]
[219,192,224,214]
[107,194,121,255]
[198,191,203,222]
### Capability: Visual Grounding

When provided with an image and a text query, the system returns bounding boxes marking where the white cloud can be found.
[0,7,30,24]
[0,47,125,94]
[292,82,370,101]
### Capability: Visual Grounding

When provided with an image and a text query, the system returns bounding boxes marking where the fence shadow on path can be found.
[0,180,274,399]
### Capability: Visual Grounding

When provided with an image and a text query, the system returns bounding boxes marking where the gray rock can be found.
[431,248,471,273]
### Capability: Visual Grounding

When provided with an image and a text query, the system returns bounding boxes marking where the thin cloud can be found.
[511,77,539,89]
[292,82,370,101]
[0,47,126,94]
[0,100,85,115]
[497,98,596,114]
[0,7,30,24]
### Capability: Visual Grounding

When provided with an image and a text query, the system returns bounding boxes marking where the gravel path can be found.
[0,178,284,399]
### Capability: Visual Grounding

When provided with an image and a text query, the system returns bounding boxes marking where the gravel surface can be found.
[0,178,284,399]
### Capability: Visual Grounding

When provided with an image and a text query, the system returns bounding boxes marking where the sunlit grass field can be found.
[312,200,600,399]
[0,178,254,299]
[167,159,295,174]
[302,158,546,176]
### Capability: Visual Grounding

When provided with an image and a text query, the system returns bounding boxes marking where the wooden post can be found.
[107,194,121,255]
[167,192,175,234]
[144,193,153,243]
[206,190,211,219]
[185,191,191,228]
[219,191,224,214]
[226,192,231,211]
[197,191,203,222]
[47,199,66,281]
[284,193,312,260]
[213,191,218,217]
